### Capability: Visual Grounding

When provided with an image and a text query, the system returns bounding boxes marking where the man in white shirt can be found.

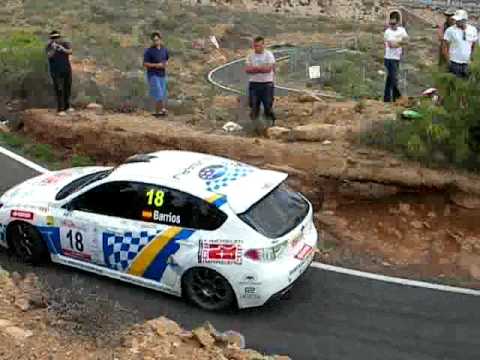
[443,9,478,78]
[245,36,276,124]
[383,16,408,103]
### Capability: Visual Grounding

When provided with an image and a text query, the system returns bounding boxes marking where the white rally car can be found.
[0,151,318,310]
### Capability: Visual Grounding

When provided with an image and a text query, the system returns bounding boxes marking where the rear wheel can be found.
[9,222,49,265]
[183,268,236,311]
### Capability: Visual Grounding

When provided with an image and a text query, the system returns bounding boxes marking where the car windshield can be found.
[238,183,309,238]
[55,169,112,200]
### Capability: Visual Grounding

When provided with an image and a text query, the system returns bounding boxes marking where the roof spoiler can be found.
[123,154,157,164]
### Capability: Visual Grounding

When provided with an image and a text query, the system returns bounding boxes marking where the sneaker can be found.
[66,107,75,113]
[58,111,67,117]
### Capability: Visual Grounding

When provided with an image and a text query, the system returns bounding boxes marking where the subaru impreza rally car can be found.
[0,151,318,310]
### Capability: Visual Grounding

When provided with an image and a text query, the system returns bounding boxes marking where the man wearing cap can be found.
[143,32,169,117]
[46,31,73,116]
[443,9,478,78]
[438,8,456,67]
[383,15,408,103]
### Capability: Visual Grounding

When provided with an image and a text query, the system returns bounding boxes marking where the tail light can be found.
[244,241,288,262]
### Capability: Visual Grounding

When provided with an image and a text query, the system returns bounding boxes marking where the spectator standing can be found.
[438,8,456,67]
[144,32,169,117]
[383,16,408,103]
[46,31,73,116]
[443,10,478,79]
[245,36,276,125]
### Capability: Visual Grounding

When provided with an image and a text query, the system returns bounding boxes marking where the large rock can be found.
[192,326,215,348]
[266,126,290,141]
[0,319,33,342]
[291,124,347,142]
[338,181,400,199]
[450,191,480,209]
[148,317,183,337]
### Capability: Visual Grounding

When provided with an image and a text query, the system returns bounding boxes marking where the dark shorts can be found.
[449,61,469,78]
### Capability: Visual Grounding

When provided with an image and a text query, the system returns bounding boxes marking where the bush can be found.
[0,31,50,102]
[364,53,480,171]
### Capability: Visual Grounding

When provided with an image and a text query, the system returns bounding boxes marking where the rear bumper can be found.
[265,256,313,304]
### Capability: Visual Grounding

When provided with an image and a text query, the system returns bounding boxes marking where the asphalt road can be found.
[0,152,479,360]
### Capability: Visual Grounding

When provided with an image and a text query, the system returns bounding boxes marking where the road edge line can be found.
[2,144,480,297]
[0,145,49,174]
[311,262,480,296]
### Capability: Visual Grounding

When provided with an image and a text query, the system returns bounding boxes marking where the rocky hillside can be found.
[0,266,289,360]
[183,0,393,20]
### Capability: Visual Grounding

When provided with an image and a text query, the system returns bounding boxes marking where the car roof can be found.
[107,150,287,213]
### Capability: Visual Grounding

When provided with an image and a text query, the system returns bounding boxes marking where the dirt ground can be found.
[0,268,288,360]
[14,102,480,287]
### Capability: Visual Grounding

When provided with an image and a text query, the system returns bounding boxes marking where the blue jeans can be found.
[148,75,167,102]
[384,59,401,103]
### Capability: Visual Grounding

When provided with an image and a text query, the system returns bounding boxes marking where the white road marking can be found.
[0,145,49,174]
[1,145,480,297]
[311,262,480,296]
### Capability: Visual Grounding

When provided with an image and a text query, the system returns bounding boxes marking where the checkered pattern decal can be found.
[0,224,6,243]
[103,231,158,271]
[200,163,255,192]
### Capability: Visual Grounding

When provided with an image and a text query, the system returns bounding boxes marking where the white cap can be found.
[453,9,468,21]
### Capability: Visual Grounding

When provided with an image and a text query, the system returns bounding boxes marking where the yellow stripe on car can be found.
[128,227,183,276]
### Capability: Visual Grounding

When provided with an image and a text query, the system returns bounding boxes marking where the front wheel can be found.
[9,222,49,265]
[183,268,236,311]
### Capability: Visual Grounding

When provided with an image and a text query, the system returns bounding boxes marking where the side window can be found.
[68,182,227,230]
[139,184,227,230]
[67,182,143,220]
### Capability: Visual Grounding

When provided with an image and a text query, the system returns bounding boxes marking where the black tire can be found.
[8,222,49,265]
[183,268,236,311]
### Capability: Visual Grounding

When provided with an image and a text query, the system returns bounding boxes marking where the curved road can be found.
[208,48,341,98]
[0,152,479,360]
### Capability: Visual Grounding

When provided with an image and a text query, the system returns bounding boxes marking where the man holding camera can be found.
[46,31,73,116]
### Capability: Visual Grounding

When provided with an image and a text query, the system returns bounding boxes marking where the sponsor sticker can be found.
[199,239,243,265]
[10,210,34,220]
[295,244,313,261]
[239,273,261,286]
[38,172,71,185]
[199,165,227,180]
[173,160,204,179]
[241,286,260,300]
[62,249,92,261]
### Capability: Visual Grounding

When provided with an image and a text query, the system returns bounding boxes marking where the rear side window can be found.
[56,170,111,200]
[67,181,227,231]
[239,183,309,238]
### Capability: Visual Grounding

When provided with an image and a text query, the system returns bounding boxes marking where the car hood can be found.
[1,167,108,206]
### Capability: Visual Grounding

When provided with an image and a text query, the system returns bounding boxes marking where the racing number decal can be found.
[146,189,165,207]
[60,226,93,262]
[66,229,84,252]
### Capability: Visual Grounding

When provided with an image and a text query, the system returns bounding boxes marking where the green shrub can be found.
[363,52,480,170]
[71,154,95,167]
[0,31,49,99]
